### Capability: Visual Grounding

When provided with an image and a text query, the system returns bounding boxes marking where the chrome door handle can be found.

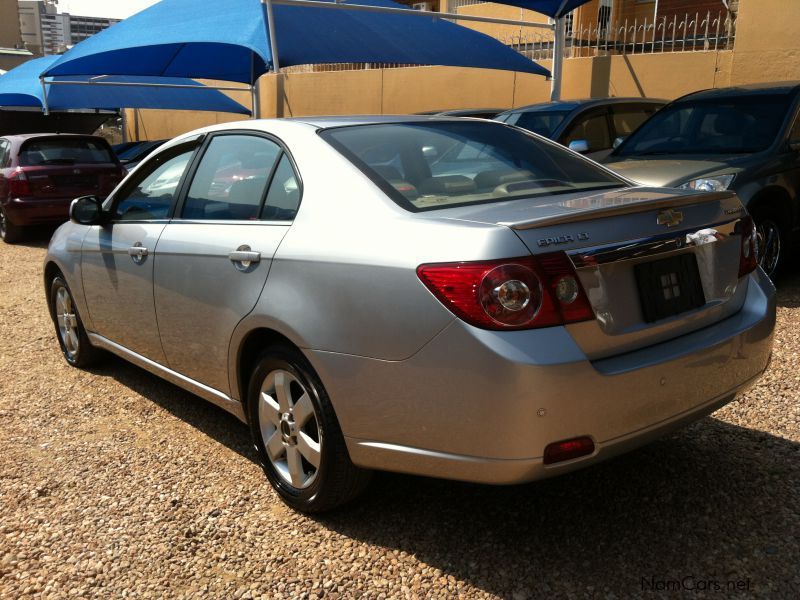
[128,243,148,264]
[229,246,261,270]
[229,250,261,263]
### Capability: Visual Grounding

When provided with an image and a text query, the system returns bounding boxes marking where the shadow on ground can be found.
[325,421,799,597]
[95,351,799,597]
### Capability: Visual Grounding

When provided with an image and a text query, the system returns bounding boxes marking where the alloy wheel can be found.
[55,287,80,360]
[258,369,322,489]
[755,218,781,278]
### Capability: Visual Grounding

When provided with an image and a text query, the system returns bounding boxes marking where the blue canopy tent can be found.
[0,56,250,114]
[39,0,567,117]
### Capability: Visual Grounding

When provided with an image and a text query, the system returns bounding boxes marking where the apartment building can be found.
[18,0,119,56]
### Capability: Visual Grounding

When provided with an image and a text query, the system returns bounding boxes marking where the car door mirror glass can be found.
[568,139,590,154]
[70,195,104,225]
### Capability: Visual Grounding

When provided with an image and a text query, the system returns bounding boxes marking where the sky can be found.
[57,0,161,20]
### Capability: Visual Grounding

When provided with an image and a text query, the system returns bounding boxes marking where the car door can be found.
[560,107,613,161]
[80,140,201,363]
[153,132,301,395]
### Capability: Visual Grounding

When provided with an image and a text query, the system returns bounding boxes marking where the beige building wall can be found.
[729,0,800,84]
[0,0,23,48]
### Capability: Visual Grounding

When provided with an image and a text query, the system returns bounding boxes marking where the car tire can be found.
[248,345,371,512]
[0,206,24,244]
[49,275,105,368]
[749,206,788,281]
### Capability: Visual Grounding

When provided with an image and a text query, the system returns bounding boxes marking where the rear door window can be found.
[19,138,115,166]
[112,144,197,221]
[181,134,282,221]
[262,154,301,221]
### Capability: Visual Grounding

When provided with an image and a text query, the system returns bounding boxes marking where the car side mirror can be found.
[568,139,590,154]
[613,136,626,149]
[70,195,105,226]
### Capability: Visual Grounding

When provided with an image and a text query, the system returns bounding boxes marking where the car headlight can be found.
[678,174,735,192]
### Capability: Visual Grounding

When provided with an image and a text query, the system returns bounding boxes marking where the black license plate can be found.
[635,254,705,323]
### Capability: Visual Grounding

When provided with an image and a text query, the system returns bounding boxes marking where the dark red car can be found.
[0,134,125,243]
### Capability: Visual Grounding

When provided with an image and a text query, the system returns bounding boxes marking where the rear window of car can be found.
[320,121,625,212]
[19,138,115,166]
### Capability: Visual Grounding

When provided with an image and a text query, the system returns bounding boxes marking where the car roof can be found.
[282,115,491,129]
[676,82,800,102]
[501,97,667,115]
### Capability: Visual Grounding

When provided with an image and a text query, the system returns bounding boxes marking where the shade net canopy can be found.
[42,0,550,82]
[0,56,250,114]
[488,0,593,18]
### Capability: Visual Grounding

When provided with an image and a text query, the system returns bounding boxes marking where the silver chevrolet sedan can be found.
[44,117,776,512]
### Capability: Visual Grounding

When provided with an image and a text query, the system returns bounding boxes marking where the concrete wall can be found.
[729,0,800,84]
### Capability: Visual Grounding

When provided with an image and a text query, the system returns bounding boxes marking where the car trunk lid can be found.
[434,186,750,359]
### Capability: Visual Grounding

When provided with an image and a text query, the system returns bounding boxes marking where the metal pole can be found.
[550,16,566,101]
[264,0,280,73]
[40,77,49,115]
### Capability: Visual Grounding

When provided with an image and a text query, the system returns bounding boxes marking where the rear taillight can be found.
[417,252,594,330]
[8,168,31,197]
[738,216,758,278]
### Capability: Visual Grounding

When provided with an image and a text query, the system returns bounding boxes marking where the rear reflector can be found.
[543,436,595,465]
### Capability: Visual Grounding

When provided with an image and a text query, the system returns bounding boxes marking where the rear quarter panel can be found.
[228,123,532,394]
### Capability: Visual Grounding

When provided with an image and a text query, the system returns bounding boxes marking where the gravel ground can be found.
[1,230,798,599]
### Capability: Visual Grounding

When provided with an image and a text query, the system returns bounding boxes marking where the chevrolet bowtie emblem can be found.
[657,209,684,228]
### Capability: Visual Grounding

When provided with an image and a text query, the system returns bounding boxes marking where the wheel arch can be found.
[43,260,63,310]
[747,185,795,230]
[234,326,308,419]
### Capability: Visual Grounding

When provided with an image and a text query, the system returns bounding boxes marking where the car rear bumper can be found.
[309,268,776,484]
[3,196,73,226]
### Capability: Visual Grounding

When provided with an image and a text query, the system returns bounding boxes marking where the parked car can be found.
[417,108,507,119]
[495,97,666,160]
[45,117,775,512]
[605,83,800,279]
[0,133,125,243]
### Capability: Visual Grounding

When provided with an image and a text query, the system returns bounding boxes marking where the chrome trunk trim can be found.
[568,218,742,269]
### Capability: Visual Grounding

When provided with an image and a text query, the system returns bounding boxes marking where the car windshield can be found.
[508,110,570,137]
[614,94,791,156]
[321,121,625,212]
[19,138,115,166]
